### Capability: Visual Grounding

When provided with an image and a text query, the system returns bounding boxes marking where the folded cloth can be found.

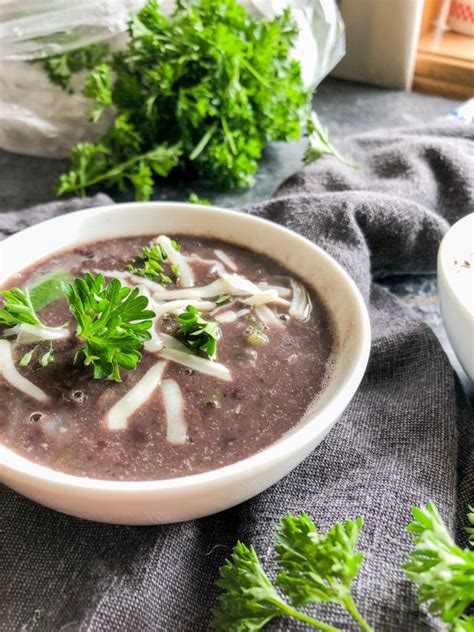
[1,121,473,632]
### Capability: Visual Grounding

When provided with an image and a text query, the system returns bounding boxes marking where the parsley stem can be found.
[343,596,374,632]
[64,145,181,194]
[189,123,217,161]
[268,600,340,632]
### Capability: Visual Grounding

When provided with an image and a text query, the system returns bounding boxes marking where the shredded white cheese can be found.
[144,324,163,353]
[2,323,70,344]
[106,361,167,430]
[214,308,250,323]
[0,339,50,403]
[257,282,292,298]
[214,249,238,271]
[242,289,290,307]
[156,235,194,288]
[153,299,216,321]
[161,379,187,444]
[160,333,189,352]
[159,347,232,381]
[255,304,284,329]
[93,269,163,294]
[152,279,229,301]
[289,279,313,321]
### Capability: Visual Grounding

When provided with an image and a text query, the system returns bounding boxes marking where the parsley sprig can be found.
[128,240,180,284]
[214,505,474,631]
[403,503,474,626]
[214,513,372,632]
[304,111,359,168]
[62,273,155,382]
[176,305,220,360]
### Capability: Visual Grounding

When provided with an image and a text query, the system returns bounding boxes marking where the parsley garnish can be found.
[0,287,44,327]
[19,342,55,369]
[53,0,308,200]
[128,241,180,284]
[61,273,155,382]
[176,305,220,360]
[215,294,232,306]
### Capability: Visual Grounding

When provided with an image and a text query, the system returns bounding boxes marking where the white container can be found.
[333,0,424,89]
[438,213,474,382]
[0,202,370,524]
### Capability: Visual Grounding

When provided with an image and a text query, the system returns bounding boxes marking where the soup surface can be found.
[0,234,336,480]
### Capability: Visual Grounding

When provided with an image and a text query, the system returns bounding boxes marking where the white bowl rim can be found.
[1,201,371,492]
[438,213,474,321]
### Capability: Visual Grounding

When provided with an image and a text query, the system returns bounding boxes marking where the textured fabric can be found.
[1,121,473,632]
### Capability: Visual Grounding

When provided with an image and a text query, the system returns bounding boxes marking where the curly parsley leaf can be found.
[0,288,43,327]
[176,305,220,360]
[403,503,474,626]
[188,193,211,205]
[62,273,155,382]
[84,62,113,122]
[466,506,474,547]
[55,140,181,200]
[275,514,372,631]
[304,111,359,168]
[213,541,338,632]
[39,43,110,94]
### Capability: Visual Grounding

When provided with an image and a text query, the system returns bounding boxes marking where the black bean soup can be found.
[0,235,336,480]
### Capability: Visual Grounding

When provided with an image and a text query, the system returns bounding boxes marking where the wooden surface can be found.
[414,26,474,99]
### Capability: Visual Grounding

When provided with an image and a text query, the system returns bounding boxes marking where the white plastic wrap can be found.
[0,0,344,158]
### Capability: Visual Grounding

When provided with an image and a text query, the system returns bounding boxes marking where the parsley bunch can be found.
[176,305,220,360]
[54,0,308,200]
[62,273,155,381]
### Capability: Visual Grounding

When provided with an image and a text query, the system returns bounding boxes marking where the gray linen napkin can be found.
[1,120,473,632]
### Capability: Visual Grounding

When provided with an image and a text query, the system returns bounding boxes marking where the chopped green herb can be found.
[215,294,232,306]
[176,305,220,360]
[0,287,43,328]
[246,327,269,346]
[39,343,55,368]
[61,273,155,382]
[188,193,211,205]
[128,241,180,284]
[19,346,38,367]
[304,111,359,169]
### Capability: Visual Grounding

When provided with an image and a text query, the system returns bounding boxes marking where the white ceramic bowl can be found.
[0,202,370,524]
[438,213,474,382]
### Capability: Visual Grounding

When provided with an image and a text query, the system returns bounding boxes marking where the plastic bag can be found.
[0,0,345,158]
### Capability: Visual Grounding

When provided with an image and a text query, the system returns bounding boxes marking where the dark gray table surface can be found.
[0,77,472,400]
